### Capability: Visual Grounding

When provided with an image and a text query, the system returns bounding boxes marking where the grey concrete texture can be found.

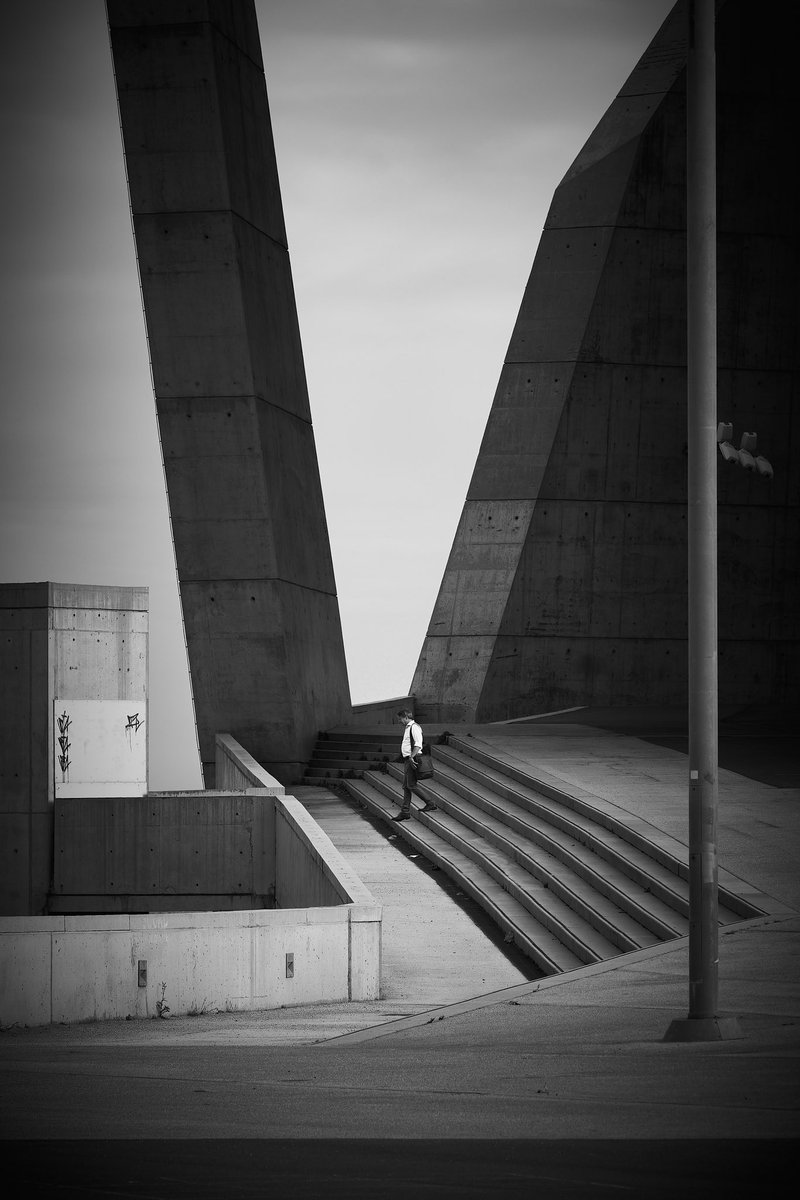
[294,786,533,1005]
[50,790,275,913]
[0,583,149,916]
[2,717,797,1151]
[412,0,798,724]
[107,0,351,784]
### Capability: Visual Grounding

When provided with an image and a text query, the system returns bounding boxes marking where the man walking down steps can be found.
[393,709,437,822]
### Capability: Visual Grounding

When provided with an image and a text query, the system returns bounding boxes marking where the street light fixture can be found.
[716,423,773,477]
[663,0,741,1043]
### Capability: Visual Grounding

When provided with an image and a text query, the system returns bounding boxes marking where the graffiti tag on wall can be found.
[57,710,71,780]
[125,712,144,747]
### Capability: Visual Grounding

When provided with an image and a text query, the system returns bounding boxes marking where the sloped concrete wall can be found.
[215,732,285,792]
[412,0,798,721]
[106,0,351,784]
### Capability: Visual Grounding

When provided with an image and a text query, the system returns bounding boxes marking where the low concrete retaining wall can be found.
[1,738,381,1027]
[0,904,378,1026]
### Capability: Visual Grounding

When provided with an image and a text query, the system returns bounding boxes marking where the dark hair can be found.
[397,709,413,720]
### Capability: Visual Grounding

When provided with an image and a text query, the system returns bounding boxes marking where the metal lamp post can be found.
[664,0,741,1042]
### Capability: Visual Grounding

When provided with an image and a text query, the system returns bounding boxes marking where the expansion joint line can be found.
[141,207,289,255]
[164,394,314,428]
[191,578,339,601]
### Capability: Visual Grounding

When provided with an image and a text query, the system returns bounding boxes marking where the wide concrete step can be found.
[435,744,690,914]
[320,730,405,746]
[302,732,404,784]
[303,765,366,781]
[305,758,391,776]
[324,725,768,977]
[435,741,748,926]
[310,743,400,759]
[384,762,669,950]
[374,767,624,964]
[343,776,585,975]
[424,758,687,941]
[309,748,395,762]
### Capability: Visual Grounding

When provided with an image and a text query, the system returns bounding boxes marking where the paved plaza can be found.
[2,711,797,1196]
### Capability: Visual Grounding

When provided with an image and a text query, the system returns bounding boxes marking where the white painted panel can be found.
[54,699,147,798]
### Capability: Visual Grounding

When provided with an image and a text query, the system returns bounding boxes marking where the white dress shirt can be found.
[401,721,423,758]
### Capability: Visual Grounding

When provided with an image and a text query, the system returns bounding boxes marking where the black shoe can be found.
[392,813,410,822]
[421,803,438,812]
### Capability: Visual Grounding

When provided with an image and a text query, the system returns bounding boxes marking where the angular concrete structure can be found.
[412,0,798,722]
[107,1,351,783]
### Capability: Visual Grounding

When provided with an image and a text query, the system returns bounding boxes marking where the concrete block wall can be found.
[0,905,377,1028]
[47,739,375,917]
[0,583,148,916]
[49,790,277,914]
[0,735,381,1026]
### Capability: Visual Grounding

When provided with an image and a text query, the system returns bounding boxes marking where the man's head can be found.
[396,709,414,724]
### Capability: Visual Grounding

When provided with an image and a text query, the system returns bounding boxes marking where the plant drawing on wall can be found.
[57,710,71,779]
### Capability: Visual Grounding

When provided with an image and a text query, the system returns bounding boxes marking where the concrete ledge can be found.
[64,914,132,932]
[0,916,66,934]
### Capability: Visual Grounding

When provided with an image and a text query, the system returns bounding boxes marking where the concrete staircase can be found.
[342,734,764,977]
[302,730,402,784]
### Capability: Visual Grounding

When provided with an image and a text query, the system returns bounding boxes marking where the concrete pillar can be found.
[0,582,148,915]
[106,1,351,785]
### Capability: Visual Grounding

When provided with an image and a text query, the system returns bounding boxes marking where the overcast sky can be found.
[0,0,675,788]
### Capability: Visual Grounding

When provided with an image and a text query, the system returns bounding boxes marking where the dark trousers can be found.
[400,756,417,815]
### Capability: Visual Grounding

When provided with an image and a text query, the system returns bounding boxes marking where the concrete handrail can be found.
[275,796,379,911]
[215,733,285,793]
